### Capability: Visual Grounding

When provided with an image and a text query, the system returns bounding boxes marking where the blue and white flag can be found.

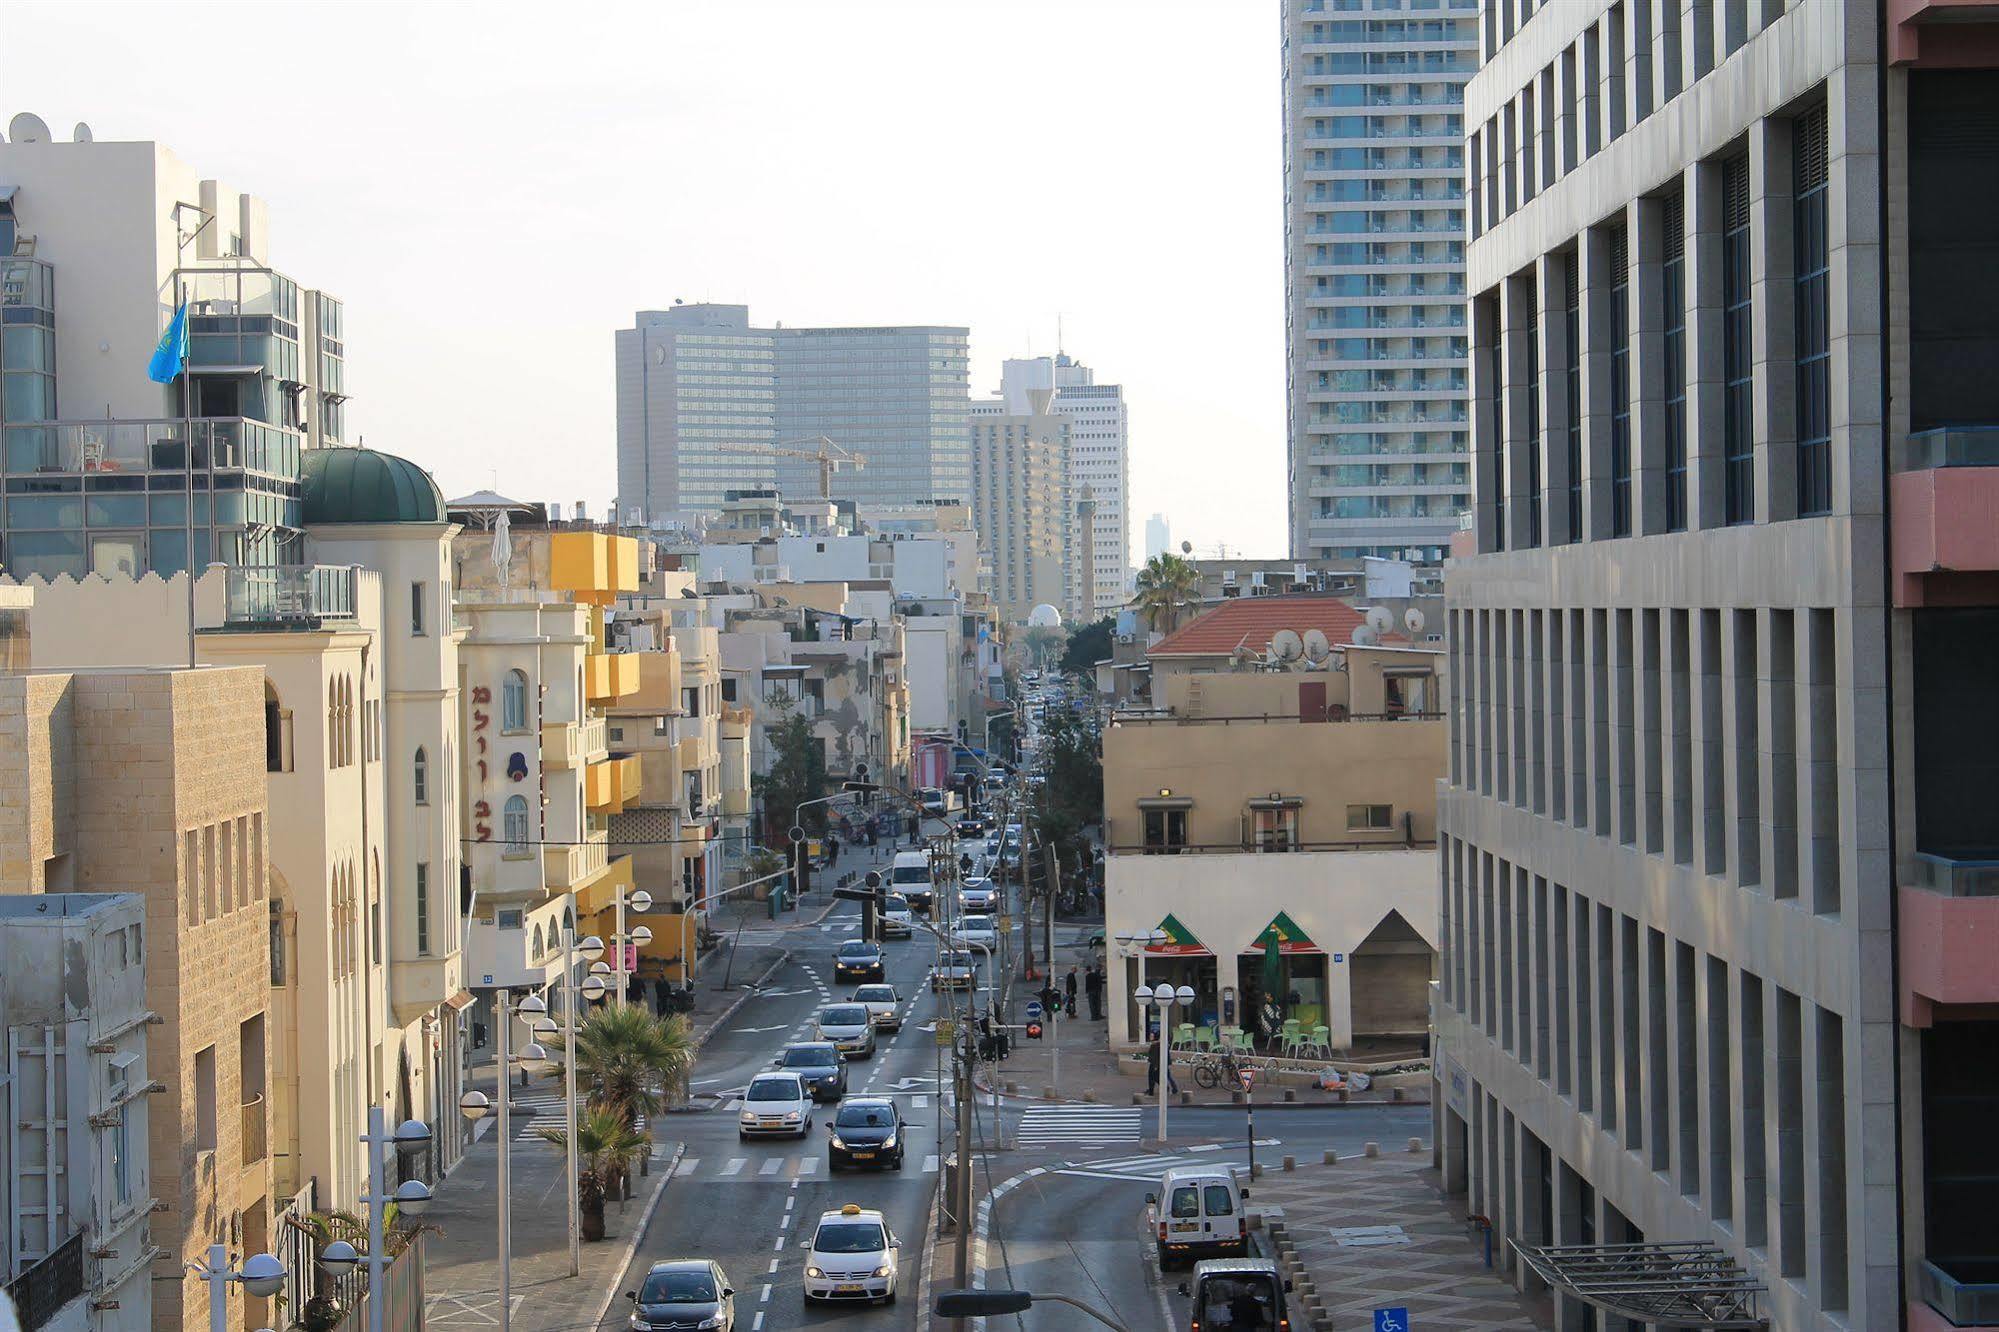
[146,303,189,384]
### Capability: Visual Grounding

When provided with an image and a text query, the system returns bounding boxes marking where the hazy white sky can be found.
[6,0,1286,560]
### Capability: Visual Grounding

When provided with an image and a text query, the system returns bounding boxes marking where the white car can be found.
[803,1203,899,1305]
[815,1003,878,1059]
[852,983,903,1030]
[738,1072,813,1140]
[879,895,914,939]
[953,915,998,950]
[960,878,998,913]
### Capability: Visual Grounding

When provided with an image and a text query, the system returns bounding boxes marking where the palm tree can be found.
[1132,552,1202,633]
[536,1105,651,1239]
[567,1002,695,1122]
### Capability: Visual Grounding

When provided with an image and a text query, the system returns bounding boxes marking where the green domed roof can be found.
[301,447,446,525]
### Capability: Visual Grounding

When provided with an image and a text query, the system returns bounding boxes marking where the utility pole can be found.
[953,1029,975,1299]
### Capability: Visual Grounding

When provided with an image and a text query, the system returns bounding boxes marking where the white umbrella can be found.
[493,509,513,594]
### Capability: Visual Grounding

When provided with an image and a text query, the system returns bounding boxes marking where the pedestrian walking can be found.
[826,834,840,867]
[1063,966,1079,1019]
[1144,1039,1181,1095]
[1084,964,1104,1021]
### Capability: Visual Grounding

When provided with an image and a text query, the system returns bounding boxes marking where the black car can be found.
[626,1258,734,1331]
[834,940,885,982]
[955,814,989,838]
[773,1042,847,1103]
[826,1096,907,1171]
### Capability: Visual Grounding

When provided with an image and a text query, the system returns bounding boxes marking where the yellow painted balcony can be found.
[542,715,607,769]
[544,827,609,888]
[550,532,642,605]
[722,786,751,818]
[585,755,642,813]
[585,652,641,702]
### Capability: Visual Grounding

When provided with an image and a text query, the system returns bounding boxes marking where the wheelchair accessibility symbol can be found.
[1374,1309,1410,1332]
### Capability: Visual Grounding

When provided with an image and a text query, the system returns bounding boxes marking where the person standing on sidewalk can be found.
[1084,964,1103,1020]
[1144,1039,1181,1096]
[1063,966,1078,1018]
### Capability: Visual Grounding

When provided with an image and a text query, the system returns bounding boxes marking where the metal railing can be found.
[0,416,303,478]
[241,1094,268,1164]
[1921,1259,1999,1326]
[219,565,358,627]
[1105,836,1438,856]
[6,1232,84,1332]
[1112,710,1444,726]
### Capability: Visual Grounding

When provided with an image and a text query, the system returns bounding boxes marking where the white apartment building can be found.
[0,893,153,1332]
[970,389,1071,623]
[1143,512,1172,562]
[1282,1,1478,562]
[1431,2,1999,1329]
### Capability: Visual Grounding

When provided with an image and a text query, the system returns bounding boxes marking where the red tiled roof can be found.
[1147,594,1369,657]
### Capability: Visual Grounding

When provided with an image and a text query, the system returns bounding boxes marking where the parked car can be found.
[834,939,885,982]
[878,894,914,939]
[773,1042,848,1103]
[803,1204,900,1305]
[826,1096,907,1171]
[815,1003,878,1059]
[1149,1165,1249,1269]
[738,1072,813,1140]
[851,983,903,1030]
[626,1259,735,1331]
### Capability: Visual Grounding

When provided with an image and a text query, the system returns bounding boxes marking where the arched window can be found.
[531,924,544,959]
[502,794,530,853]
[413,747,429,805]
[265,680,292,773]
[328,680,339,767]
[503,669,529,732]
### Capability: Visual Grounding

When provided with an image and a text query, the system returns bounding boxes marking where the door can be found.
[1200,1180,1237,1245]
[1298,680,1328,722]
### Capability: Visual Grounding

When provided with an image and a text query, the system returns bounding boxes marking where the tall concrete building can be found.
[985,354,1131,617]
[775,325,972,507]
[1435,5,1999,1330]
[1282,0,1478,562]
[1144,512,1172,562]
[0,115,347,577]
[614,306,971,527]
[970,388,1070,622]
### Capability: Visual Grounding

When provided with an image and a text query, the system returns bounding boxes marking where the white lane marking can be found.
[759,1157,783,1176]
[785,1195,795,1211]
[774,1236,786,1251]
[760,1283,772,1304]
[913,1094,930,1109]
[780,1212,792,1229]
[923,1154,940,1173]
[753,1315,765,1332]
[767,1258,779,1273]
[795,1157,820,1175]
[679,1158,700,1174]
[721,1158,747,1177]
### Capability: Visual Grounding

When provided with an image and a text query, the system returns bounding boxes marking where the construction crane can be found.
[714,435,866,498]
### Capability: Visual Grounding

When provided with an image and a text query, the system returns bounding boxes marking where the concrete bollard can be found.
[1232,1091,1245,1105]
[1251,1162,1264,1178]
[1284,1087,1298,1102]
[1082,1089,1099,1103]
[1392,1086,1406,1102]
[1179,1090,1193,1106]
[1408,1136,1426,1153]
[1323,1148,1340,1165]
[1364,1140,1381,1158]
[1282,1155,1296,1171]
[1130,1092,1145,1106]
[1043,1087,1057,1100]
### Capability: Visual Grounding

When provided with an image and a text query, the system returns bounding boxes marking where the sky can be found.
[4,0,1287,561]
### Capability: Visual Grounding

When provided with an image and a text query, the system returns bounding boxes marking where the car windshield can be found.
[814,1222,887,1253]
[883,897,910,913]
[781,1047,838,1068]
[747,1078,801,1101]
[835,1105,896,1128]
[942,952,974,968]
[1195,1274,1279,1328]
[890,865,929,884]
[822,1007,868,1025]
[855,987,893,1002]
[838,943,876,958]
[641,1270,718,1303]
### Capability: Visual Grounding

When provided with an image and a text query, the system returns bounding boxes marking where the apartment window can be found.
[1565,253,1583,541]
[502,794,530,853]
[371,899,383,966]
[1723,154,1755,524]
[1610,224,1633,536]
[108,1058,132,1205]
[413,747,429,805]
[1141,807,1188,854]
[502,669,529,732]
[1663,190,1689,530]
[411,581,427,636]
[194,1044,217,1155]
[1795,107,1832,516]
[1347,803,1393,831]
[1250,803,1300,851]
[416,862,431,956]
[264,682,292,773]
[497,908,523,930]
[1525,281,1543,547]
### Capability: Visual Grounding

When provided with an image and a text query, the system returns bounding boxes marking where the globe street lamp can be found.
[191,1244,286,1332]
[456,990,552,1332]
[1133,982,1196,1143]
[323,1107,432,1332]
[1113,928,1169,1045]
[609,886,654,1006]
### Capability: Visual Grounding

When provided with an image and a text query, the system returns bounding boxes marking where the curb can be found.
[914,1176,941,1331]
[586,1141,685,1331]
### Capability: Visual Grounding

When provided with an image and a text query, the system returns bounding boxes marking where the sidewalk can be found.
[1250,1149,1552,1331]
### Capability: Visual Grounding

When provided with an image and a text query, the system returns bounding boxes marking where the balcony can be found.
[4,1232,83,1332]
[1892,426,1999,606]
[241,1094,267,1165]
[1,415,304,479]
[544,827,609,888]
[543,715,607,769]
[1901,854,1999,1025]
[586,754,642,813]
[585,651,641,702]
[1916,1260,1999,1332]
[214,564,357,629]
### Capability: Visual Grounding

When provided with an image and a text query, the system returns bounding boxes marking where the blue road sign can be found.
[1374,1309,1409,1332]
[1026,1000,1044,1021]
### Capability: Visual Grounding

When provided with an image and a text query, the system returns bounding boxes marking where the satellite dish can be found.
[1404,607,1426,635]
[72,122,93,143]
[1351,624,1379,647]
[1302,628,1331,662]
[1271,629,1303,663]
[9,113,52,143]
[1365,606,1394,634]
[1180,540,1193,555]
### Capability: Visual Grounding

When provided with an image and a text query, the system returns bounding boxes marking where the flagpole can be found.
[182,265,196,669]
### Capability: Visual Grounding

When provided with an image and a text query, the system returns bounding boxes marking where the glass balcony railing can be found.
[1921,1259,1999,1326]
[218,565,357,628]
[1,417,304,478]
[1899,425,1999,473]
[1912,850,1999,897]
[0,256,54,314]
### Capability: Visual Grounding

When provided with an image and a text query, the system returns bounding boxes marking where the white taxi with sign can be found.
[803,1203,899,1305]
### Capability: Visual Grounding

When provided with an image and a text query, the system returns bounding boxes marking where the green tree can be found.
[1133,553,1202,633]
[1030,707,1103,889]
[565,1002,695,1121]
[1059,616,1115,675]
[752,697,828,843]
[536,1105,652,1237]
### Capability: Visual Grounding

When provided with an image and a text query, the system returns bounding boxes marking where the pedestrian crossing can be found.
[1016,1105,1143,1147]
[672,1151,942,1181]
[498,1088,648,1144]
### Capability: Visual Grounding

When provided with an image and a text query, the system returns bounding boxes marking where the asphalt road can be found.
[603,892,980,1332]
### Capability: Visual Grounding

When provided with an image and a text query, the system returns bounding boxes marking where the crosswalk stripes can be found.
[1016,1105,1143,1147]
[670,1152,934,1180]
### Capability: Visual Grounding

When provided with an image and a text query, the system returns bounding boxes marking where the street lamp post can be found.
[458,990,556,1332]
[1113,929,1169,1046]
[1133,982,1195,1143]
[542,929,609,1276]
[320,1107,434,1332]
[610,886,654,1007]
[192,1245,286,1332]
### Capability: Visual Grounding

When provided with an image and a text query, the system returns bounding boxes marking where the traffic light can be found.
[1024,1020,1043,1040]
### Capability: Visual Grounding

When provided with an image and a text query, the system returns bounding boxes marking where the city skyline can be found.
[0,0,1287,561]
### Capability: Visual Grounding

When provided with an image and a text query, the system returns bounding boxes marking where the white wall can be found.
[902,618,954,732]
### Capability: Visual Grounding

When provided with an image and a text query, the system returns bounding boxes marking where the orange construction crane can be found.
[714,435,866,498]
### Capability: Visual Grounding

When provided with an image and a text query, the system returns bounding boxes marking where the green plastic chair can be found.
[1220,1026,1250,1053]
[1308,1024,1332,1059]
[1172,1022,1197,1052]
[1194,1024,1219,1052]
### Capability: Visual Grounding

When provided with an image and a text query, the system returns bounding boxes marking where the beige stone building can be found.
[0,660,275,1332]
[1102,632,1444,1055]
[970,388,1069,622]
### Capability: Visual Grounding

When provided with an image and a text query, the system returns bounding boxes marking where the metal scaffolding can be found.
[1511,1240,1769,1329]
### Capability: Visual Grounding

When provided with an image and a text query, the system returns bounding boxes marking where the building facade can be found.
[970,389,1071,622]
[1282,0,1478,562]
[614,304,779,526]
[1144,513,1171,562]
[774,325,972,508]
[1431,4,1999,1328]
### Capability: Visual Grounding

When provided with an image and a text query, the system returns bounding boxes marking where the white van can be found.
[1149,1165,1248,1269]
[889,850,934,912]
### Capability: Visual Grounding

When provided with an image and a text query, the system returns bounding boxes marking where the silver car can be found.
[814,1003,878,1059]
